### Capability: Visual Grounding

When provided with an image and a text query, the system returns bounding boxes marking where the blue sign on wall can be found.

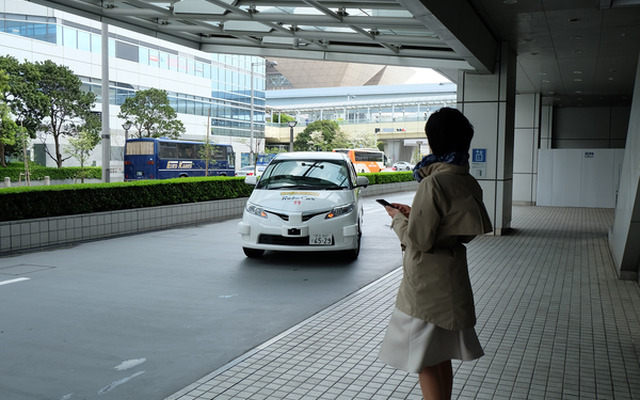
[472,148,487,163]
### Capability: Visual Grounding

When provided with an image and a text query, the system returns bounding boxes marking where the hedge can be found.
[1,163,102,181]
[0,176,254,222]
[0,171,415,222]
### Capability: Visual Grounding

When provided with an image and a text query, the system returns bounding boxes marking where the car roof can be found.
[272,151,349,162]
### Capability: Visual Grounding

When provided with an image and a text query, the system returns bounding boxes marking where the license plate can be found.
[309,234,332,245]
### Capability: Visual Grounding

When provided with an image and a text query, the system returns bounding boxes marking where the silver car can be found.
[392,161,413,171]
[238,152,369,260]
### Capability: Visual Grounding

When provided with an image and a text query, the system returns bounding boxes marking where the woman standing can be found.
[378,107,492,399]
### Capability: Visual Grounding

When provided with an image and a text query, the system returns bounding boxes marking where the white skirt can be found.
[378,307,484,373]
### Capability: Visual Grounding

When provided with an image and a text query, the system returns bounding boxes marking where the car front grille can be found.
[258,234,310,246]
[267,210,329,222]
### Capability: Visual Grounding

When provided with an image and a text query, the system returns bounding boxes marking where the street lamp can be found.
[288,120,297,152]
[250,59,278,164]
[122,121,132,140]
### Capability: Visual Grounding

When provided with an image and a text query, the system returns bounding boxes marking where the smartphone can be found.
[376,199,398,209]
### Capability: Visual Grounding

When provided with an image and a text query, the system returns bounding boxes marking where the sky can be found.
[405,68,452,84]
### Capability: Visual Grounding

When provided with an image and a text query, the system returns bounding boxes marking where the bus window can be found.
[125,141,154,155]
[158,142,179,159]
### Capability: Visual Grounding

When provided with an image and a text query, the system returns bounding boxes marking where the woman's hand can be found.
[386,203,410,218]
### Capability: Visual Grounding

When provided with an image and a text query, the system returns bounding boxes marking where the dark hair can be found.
[424,107,474,156]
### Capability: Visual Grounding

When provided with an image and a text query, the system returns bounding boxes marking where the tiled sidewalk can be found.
[166,206,640,400]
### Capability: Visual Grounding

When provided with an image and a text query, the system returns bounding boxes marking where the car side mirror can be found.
[356,176,369,188]
[245,175,258,185]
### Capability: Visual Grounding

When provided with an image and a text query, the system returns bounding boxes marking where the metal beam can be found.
[395,0,497,74]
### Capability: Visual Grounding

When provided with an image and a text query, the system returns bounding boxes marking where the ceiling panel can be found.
[25,0,640,107]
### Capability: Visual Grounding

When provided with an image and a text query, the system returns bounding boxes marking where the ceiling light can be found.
[573,70,582,74]
[576,90,583,94]
[504,0,518,4]
[574,78,582,82]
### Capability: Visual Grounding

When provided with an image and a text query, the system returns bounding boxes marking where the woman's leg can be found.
[418,360,453,400]
[438,360,453,399]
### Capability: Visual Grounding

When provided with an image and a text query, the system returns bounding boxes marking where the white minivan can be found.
[238,152,369,260]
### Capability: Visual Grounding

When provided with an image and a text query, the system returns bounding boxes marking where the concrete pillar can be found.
[3,177,10,188]
[44,176,50,185]
[457,43,516,235]
[513,93,541,206]
[609,52,640,282]
[540,105,553,150]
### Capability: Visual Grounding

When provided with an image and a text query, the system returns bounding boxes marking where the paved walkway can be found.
[166,206,640,400]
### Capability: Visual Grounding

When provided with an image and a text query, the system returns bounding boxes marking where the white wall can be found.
[537,149,625,208]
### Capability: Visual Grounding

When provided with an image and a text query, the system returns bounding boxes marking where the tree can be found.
[65,128,101,182]
[117,88,186,139]
[268,113,295,124]
[0,56,47,162]
[0,70,19,167]
[197,137,219,177]
[293,120,349,151]
[35,60,98,168]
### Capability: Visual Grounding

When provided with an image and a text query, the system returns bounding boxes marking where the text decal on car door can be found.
[280,192,319,203]
[279,192,319,196]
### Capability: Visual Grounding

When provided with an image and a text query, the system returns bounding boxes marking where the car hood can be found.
[248,189,356,213]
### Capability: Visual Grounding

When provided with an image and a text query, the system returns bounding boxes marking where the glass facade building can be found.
[1,2,270,173]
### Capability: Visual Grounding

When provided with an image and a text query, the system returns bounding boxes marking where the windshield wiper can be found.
[285,184,319,189]
[324,185,349,190]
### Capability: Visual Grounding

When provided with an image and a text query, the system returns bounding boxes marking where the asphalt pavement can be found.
[0,194,414,400]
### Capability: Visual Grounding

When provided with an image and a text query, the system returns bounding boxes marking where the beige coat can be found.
[390,162,492,330]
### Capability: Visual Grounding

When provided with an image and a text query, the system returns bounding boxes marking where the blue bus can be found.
[256,153,277,167]
[124,138,235,180]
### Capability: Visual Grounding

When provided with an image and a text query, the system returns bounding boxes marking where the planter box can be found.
[0,181,417,255]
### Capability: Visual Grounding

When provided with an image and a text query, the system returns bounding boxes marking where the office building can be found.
[1,0,274,176]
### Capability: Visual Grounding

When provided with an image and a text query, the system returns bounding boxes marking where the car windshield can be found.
[256,159,351,190]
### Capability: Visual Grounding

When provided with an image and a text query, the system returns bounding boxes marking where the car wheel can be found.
[243,247,265,258]
[343,223,361,261]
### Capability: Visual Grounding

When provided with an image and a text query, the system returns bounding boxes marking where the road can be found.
[0,193,414,400]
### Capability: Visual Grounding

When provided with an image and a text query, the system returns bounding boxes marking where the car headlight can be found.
[246,202,268,218]
[325,203,355,219]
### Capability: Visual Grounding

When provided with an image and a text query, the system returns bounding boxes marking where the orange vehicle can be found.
[333,148,385,173]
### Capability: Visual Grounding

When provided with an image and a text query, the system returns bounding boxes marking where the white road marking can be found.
[115,358,146,371]
[0,277,30,286]
[98,371,145,395]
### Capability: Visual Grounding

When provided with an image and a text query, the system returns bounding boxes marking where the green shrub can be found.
[0,172,415,223]
[0,162,101,181]
[359,171,413,185]
[0,176,253,222]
